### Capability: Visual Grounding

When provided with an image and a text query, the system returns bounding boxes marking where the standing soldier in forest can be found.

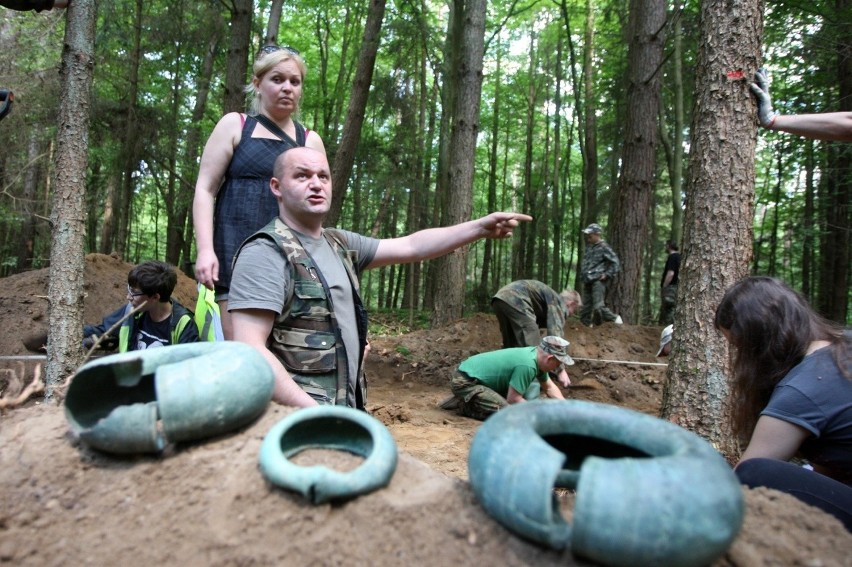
[579,223,622,326]
[659,240,681,325]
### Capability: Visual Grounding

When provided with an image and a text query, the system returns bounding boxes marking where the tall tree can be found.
[659,0,685,245]
[608,0,666,323]
[430,0,487,326]
[817,0,850,322]
[173,32,221,268]
[326,0,387,227]
[16,131,41,271]
[264,0,284,46]
[661,0,763,459]
[550,33,566,289]
[223,0,252,114]
[115,0,144,259]
[45,0,96,397]
[315,2,365,145]
[559,0,599,291]
[97,0,143,257]
[476,37,504,309]
[517,32,539,278]
[801,139,815,297]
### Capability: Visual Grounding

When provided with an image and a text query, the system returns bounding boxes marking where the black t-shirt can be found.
[661,252,681,287]
[762,347,852,482]
[132,315,172,350]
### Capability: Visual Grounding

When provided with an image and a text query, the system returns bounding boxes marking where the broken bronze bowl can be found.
[468,399,744,567]
[65,342,275,454]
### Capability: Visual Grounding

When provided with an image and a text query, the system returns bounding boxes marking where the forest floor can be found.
[0,253,849,566]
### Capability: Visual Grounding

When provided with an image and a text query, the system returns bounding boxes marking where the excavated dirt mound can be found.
[0,255,849,566]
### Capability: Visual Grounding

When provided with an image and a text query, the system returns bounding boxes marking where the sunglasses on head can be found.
[260,44,300,57]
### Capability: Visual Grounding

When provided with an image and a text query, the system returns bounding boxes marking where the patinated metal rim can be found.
[64,342,275,454]
[259,405,398,504]
[467,399,744,567]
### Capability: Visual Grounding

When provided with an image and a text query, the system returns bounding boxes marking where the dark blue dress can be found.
[212,114,305,294]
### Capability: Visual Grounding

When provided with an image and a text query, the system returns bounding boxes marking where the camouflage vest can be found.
[247,218,368,408]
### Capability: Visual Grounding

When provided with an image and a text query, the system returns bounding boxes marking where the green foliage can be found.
[0,0,846,320]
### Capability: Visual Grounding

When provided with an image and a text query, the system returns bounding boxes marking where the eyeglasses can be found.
[127,284,146,298]
[259,44,300,57]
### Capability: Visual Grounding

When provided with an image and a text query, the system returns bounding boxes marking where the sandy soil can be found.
[0,254,849,566]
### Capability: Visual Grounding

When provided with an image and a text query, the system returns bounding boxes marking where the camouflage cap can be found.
[582,223,603,235]
[540,336,574,366]
[656,324,674,357]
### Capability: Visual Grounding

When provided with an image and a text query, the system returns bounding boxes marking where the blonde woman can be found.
[193,45,325,338]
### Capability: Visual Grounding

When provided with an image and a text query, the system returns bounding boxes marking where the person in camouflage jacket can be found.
[579,223,622,326]
[491,280,580,348]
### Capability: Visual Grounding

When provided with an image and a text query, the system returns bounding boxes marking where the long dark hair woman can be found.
[715,276,851,530]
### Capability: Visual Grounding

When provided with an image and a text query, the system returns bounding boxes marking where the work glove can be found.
[749,68,779,128]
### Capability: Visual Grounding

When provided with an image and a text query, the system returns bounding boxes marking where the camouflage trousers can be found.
[659,284,677,326]
[449,370,508,421]
[579,280,618,326]
[449,370,541,420]
[491,298,541,348]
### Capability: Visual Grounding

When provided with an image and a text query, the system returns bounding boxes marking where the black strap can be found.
[253,113,306,147]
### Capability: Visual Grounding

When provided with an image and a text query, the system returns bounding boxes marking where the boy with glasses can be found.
[25,261,201,353]
[79,260,199,351]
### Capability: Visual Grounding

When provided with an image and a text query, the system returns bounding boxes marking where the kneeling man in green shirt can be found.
[449,336,574,420]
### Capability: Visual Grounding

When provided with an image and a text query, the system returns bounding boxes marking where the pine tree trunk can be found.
[519,33,537,277]
[476,41,502,310]
[264,0,284,46]
[46,0,96,397]
[559,0,598,291]
[327,0,386,227]
[173,31,221,269]
[16,131,40,271]
[608,0,667,323]
[431,0,486,327]
[801,139,815,296]
[115,0,143,258]
[223,0,252,114]
[670,0,685,244]
[550,34,565,289]
[819,1,850,322]
[660,0,763,460]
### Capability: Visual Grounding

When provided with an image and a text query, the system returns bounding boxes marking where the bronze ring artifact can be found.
[467,399,743,567]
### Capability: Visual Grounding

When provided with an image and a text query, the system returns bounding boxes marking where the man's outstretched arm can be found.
[368,212,532,269]
[750,69,852,142]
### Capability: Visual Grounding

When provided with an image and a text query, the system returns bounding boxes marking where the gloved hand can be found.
[749,68,779,128]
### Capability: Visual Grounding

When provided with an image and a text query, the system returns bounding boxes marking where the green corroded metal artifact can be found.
[259,405,398,504]
[468,399,744,567]
[65,342,275,454]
